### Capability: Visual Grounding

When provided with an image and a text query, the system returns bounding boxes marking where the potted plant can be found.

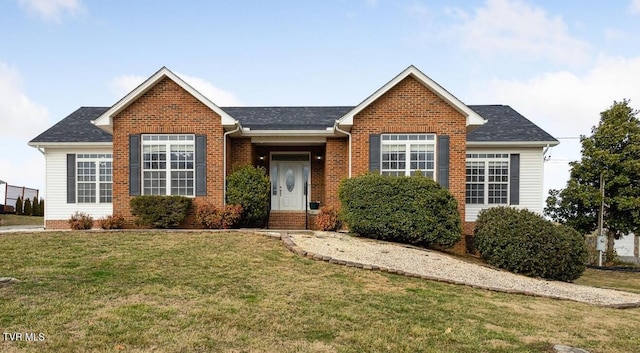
[309,201,320,210]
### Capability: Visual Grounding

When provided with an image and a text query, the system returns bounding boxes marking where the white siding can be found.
[45,147,113,223]
[465,147,544,222]
[614,233,637,257]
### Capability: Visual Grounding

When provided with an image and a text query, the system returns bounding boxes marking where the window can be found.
[77,154,112,203]
[381,134,436,178]
[465,154,509,204]
[142,134,195,196]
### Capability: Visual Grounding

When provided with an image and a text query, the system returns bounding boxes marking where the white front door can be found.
[277,162,303,210]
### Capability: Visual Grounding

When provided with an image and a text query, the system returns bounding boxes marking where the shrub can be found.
[99,215,126,229]
[38,199,45,217]
[474,206,588,282]
[339,173,461,248]
[226,165,270,228]
[68,212,94,230]
[315,206,341,231]
[196,203,243,229]
[15,197,22,216]
[31,197,39,216]
[130,196,192,228]
[23,198,32,216]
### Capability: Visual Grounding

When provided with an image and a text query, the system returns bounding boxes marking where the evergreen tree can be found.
[39,199,45,217]
[32,196,39,216]
[23,198,32,216]
[545,100,640,261]
[15,197,22,215]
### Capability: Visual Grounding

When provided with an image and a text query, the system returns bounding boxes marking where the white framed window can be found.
[77,154,112,203]
[142,134,195,196]
[381,134,436,178]
[465,153,509,204]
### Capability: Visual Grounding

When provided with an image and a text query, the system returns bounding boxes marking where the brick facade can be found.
[349,76,468,252]
[112,77,225,227]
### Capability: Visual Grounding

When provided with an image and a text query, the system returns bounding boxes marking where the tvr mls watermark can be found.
[3,332,46,342]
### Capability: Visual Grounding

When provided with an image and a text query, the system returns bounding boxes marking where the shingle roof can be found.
[29,105,557,144]
[221,106,352,130]
[30,107,112,143]
[468,105,558,143]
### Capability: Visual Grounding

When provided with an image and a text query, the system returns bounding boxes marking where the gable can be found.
[93,67,236,133]
[338,65,486,130]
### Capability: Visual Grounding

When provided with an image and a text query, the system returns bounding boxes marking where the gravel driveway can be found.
[283,231,640,307]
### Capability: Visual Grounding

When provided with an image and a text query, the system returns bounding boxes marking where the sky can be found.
[2,0,640,205]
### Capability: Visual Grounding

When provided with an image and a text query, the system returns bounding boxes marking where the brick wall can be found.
[228,137,253,174]
[349,76,468,253]
[324,138,348,208]
[112,77,225,227]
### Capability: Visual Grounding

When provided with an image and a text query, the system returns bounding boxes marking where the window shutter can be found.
[437,135,450,189]
[67,154,76,203]
[510,154,520,205]
[369,134,381,172]
[195,134,207,196]
[129,134,141,196]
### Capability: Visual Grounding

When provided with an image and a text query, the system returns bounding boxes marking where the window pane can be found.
[171,171,194,196]
[143,171,166,195]
[100,183,112,203]
[77,183,96,203]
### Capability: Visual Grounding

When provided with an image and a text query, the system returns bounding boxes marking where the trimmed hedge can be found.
[130,196,192,228]
[474,206,588,282]
[226,165,270,228]
[339,173,461,248]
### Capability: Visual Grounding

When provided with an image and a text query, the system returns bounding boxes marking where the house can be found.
[29,65,558,252]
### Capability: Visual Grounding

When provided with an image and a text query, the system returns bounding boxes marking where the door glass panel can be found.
[303,165,309,196]
[270,165,278,196]
[285,168,295,192]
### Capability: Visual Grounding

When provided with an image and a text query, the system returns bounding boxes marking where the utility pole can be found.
[597,172,605,267]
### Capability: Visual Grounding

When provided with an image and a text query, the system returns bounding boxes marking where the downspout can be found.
[223,124,241,205]
[543,143,551,162]
[334,122,352,178]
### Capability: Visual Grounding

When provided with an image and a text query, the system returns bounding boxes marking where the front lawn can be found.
[1,231,639,352]
[0,214,44,227]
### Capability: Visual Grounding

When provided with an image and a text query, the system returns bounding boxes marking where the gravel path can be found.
[286,231,640,307]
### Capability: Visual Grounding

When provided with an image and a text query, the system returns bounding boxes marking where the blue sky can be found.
[2,0,640,203]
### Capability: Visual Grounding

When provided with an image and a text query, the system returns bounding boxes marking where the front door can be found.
[278,162,303,210]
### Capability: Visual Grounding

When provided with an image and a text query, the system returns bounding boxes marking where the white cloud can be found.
[449,0,590,66]
[630,0,640,15]
[0,63,49,139]
[111,72,242,106]
[17,0,85,22]
[469,55,640,194]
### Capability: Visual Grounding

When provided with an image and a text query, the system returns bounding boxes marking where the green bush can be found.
[226,165,270,228]
[196,203,243,229]
[474,206,588,282]
[68,212,94,230]
[130,196,192,228]
[339,173,461,248]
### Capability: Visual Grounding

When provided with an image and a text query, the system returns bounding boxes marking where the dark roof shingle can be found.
[468,105,557,143]
[221,106,352,130]
[29,104,557,144]
[30,107,112,143]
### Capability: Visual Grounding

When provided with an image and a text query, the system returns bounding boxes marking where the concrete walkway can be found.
[0,225,45,233]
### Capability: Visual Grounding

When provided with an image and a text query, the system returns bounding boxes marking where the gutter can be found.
[334,122,352,178]
[223,124,241,205]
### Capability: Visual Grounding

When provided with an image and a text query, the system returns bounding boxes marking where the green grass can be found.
[0,231,639,352]
[575,268,640,294]
[0,214,44,226]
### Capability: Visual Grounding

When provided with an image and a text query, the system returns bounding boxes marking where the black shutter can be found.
[67,154,76,203]
[369,134,381,172]
[195,134,207,196]
[510,154,520,205]
[129,134,141,196]
[437,135,450,189]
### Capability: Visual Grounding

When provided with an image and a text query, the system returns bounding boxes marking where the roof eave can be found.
[28,141,113,149]
[240,128,337,137]
[466,140,560,147]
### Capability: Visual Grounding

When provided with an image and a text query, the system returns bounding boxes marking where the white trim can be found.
[92,67,237,133]
[242,129,336,137]
[251,136,327,145]
[28,142,113,148]
[467,141,559,147]
[269,152,311,211]
[337,65,487,128]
